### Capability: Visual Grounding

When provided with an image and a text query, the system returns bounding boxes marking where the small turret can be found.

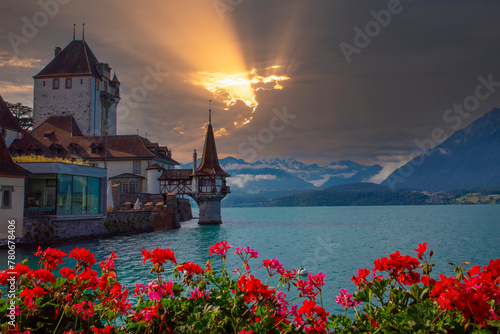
[112,72,120,97]
[191,105,230,224]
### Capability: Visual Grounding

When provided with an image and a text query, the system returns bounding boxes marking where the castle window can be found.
[53,78,59,89]
[1,186,13,209]
[122,181,129,193]
[90,143,102,154]
[65,78,72,89]
[129,181,136,194]
[96,81,100,90]
[50,144,63,155]
[133,161,141,174]
[81,79,83,84]
[68,144,78,154]
[43,81,46,87]
[104,82,108,92]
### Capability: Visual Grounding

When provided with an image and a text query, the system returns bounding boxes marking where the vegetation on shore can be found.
[224,184,500,207]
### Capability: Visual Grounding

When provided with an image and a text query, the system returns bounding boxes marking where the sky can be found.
[1,0,499,181]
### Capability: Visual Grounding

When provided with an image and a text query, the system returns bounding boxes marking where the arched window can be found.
[122,181,129,193]
[129,181,136,194]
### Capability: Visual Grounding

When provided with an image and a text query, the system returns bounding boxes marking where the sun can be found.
[189,67,289,125]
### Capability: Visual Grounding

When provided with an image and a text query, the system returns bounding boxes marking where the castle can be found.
[9,32,230,224]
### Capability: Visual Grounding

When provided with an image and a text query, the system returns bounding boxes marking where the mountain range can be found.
[181,107,500,207]
[180,157,383,206]
[383,108,500,191]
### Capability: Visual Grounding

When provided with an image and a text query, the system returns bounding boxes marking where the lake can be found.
[2,205,499,314]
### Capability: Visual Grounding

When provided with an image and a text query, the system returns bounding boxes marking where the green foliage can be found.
[266,190,429,207]
[6,101,33,131]
[1,243,499,333]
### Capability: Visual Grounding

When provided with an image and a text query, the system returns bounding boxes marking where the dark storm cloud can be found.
[1,0,499,175]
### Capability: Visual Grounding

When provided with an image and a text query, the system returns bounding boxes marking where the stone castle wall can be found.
[13,193,190,246]
[33,77,93,135]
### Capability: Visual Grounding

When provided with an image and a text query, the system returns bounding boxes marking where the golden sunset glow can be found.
[214,127,228,137]
[0,56,41,68]
[189,69,289,123]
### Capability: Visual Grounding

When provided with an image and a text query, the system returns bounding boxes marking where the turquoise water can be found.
[1,205,499,314]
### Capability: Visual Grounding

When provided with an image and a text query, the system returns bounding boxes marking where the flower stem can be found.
[53,304,67,334]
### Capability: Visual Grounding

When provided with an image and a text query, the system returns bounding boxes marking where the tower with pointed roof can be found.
[158,105,230,224]
[191,107,230,224]
[33,30,120,136]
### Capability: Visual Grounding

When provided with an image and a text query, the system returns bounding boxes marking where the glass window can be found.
[57,174,72,215]
[129,181,136,194]
[122,181,129,193]
[53,78,59,89]
[96,81,100,90]
[26,176,56,214]
[133,161,141,174]
[87,177,101,214]
[65,78,72,89]
[72,176,87,215]
[2,189,12,209]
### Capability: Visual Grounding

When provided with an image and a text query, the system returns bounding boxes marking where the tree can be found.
[6,101,33,131]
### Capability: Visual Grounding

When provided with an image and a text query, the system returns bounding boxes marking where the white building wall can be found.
[147,168,162,194]
[0,176,26,238]
[96,158,176,194]
[2,128,22,147]
[33,76,93,135]
[33,76,118,136]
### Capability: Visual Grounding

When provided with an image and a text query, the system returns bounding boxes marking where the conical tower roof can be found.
[194,109,230,177]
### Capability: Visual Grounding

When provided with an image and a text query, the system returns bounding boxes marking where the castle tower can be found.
[191,108,230,224]
[33,33,120,136]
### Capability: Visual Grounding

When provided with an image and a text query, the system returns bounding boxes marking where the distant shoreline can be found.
[222,185,500,208]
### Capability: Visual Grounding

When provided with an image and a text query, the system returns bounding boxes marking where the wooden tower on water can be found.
[159,104,230,224]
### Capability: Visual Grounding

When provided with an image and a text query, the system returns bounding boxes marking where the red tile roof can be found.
[9,116,179,165]
[0,95,23,132]
[146,163,165,170]
[33,40,101,78]
[0,133,29,175]
[194,123,230,177]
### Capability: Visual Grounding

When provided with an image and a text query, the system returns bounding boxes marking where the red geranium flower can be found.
[90,325,115,334]
[35,246,66,271]
[141,247,176,266]
[351,268,371,288]
[0,263,30,285]
[19,286,46,307]
[209,241,231,258]
[177,261,203,275]
[69,248,96,269]
[27,268,56,284]
[413,243,427,259]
